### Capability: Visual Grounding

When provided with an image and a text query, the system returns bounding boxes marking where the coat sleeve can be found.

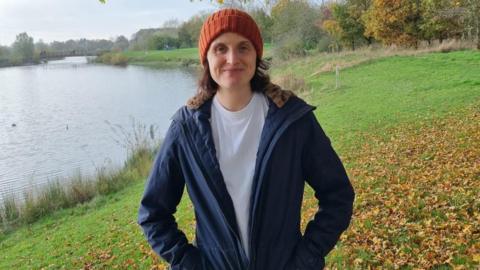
[290,112,355,269]
[138,120,210,270]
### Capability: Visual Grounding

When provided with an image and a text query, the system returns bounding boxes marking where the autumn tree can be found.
[347,0,373,44]
[363,0,423,47]
[321,19,343,52]
[331,2,366,50]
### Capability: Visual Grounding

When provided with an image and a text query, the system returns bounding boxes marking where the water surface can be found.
[0,57,197,199]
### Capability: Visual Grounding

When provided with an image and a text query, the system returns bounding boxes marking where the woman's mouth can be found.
[222,67,244,72]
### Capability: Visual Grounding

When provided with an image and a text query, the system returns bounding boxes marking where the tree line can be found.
[2,0,479,67]
[0,34,129,67]
[321,0,480,50]
[127,0,480,58]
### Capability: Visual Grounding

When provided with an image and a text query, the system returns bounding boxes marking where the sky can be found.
[0,0,219,46]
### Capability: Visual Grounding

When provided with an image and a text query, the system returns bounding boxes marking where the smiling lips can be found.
[222,67,244,73]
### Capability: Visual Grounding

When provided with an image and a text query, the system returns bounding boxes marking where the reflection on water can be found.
[0,57,196,200]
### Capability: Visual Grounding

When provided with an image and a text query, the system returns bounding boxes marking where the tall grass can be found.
[0,196,20,233]
[272,39,477,78]
[0,121,159,235]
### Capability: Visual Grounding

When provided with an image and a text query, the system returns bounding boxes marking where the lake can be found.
[0,57,197,200]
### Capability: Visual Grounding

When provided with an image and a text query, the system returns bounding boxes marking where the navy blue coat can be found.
[138,94,354,270]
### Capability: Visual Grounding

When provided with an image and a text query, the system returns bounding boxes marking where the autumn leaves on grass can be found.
[302,105,480,268]
[348,107,479,268]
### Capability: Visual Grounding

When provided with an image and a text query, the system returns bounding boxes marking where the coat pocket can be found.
[284,238,325,270]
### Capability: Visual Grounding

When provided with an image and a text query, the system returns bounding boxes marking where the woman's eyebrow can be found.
[212,40,251,46]
[210,42,226,50]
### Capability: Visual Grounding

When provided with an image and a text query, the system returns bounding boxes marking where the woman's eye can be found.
[240,46,249,52]
[215,46,227,53]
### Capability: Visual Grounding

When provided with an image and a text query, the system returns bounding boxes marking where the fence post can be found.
[336,65,340,89]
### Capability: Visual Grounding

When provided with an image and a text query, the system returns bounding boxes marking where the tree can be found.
[461,0,480,49]
[178,13,207,48]
[34,39,49,53]
[130,27,178,50]
[12,32,34,62]
[364,0,423,47]
[321,18,343,52]
[249,7,274,43]
[271,0,323,58]
[0,45,11,66]
[163,18,180,28]
[0,46,9,57]
[34,39,49,59]
[113,35,129,51]
[330,2,366,50]
[421,0,463,43]
[147,35,180,50]
[347,0,373,44]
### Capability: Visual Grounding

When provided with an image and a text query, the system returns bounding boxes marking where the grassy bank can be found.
[1,50,479,269]
[95,48,198,68]
[96,44,273,68]
[0,121,160,234]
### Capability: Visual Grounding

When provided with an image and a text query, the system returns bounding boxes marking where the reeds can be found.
[0,121,159,234]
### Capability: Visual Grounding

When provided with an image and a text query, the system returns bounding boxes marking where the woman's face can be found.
[206,32,257,91]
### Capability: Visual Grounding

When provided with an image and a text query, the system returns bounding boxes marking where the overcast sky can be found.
[0,0,218,46]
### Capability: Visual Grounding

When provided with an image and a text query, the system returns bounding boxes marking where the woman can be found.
[138,8,354,270]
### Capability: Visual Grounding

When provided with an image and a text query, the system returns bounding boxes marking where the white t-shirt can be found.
[210,91,269,258]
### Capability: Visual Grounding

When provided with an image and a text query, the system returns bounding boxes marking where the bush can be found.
[437,39,472,53]
[273,33,306,60]
[110,53,128,66]
[273,73,308,94]
[147,35,180,51]
[96,52,128,66]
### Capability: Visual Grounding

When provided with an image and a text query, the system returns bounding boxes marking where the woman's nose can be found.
[226,49,239,64]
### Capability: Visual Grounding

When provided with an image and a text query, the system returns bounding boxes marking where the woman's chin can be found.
[218,79,248,90]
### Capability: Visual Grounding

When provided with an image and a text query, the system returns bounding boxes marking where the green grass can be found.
[305,50,480,149]
[0,180,194,269]
[1,49,479,268]
[110,43,273,68]
[122,48,200,68]
[124,48,199,62]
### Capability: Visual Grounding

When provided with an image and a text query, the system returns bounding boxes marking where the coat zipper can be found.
[247,106,314,270]
[180,121,248,269]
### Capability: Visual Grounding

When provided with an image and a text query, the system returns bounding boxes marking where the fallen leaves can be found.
[301,105,480,268]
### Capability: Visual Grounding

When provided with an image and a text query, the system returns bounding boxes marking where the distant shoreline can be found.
[95,44,273,69]
[0,56,94,69]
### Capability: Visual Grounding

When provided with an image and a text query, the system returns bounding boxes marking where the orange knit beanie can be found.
[198,8,263,64]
